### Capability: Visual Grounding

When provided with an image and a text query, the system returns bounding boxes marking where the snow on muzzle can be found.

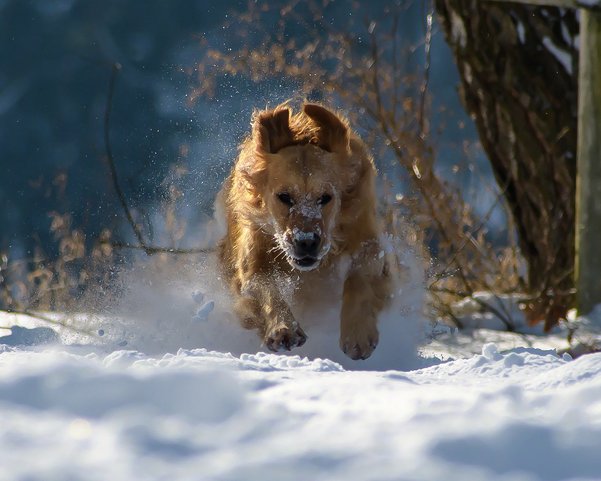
[288,229,329,270]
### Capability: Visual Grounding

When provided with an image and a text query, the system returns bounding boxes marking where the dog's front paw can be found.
[265,322,307,352]
[340,323,379,360]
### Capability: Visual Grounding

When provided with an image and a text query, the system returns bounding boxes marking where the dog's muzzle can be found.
[290,231,322,270]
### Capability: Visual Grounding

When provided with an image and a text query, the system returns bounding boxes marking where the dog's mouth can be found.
[291,256,319,271]
[276,237,330,272]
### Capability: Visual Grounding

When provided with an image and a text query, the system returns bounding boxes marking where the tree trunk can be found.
[435,0,578,329]
[575,9,601,315]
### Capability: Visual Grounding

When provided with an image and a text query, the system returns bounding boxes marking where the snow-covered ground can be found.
[2,340,601,481]
[2,258,601,480]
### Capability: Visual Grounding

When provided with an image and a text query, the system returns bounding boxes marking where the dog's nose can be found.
[293,233,320,258]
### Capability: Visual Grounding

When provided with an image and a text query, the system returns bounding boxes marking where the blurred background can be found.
[0,0,480,257]
[0,0,582,334]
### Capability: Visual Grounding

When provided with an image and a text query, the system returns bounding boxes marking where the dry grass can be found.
[0,213,115,316]
[0,162,199,324]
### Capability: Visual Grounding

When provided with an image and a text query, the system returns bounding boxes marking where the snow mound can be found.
[1,346,601,480]
[128,348,344,372]
[63,236,428,371]
[0,352,243,423]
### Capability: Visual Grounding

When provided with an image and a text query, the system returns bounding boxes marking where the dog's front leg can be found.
[340,252,391,360]
[237,276,307,352]
[340,271,379,360]
[261,287,307,352]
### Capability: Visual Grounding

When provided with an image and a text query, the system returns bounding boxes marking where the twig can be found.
[429,286,516,331]
[106,241,210,255]
[368,20,385,121]
[430,289,465,329]
[485,0,601,12]
[472,297,516,331]
[102,63,214,257]
[1,308,98,337]
[104,63,151,254]
[390,12,400,124]
[429,286,472,297]
[430,180,510,286]
[418,0,434,138]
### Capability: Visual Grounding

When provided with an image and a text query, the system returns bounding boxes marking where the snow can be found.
[2,259,601,479]
[450,9,467,48]
[1,341,601,480]
[516,22,526,44]
[578,0,601,7]
[542,36,573,75]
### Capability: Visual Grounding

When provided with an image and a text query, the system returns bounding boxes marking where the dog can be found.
[217,102,394,360]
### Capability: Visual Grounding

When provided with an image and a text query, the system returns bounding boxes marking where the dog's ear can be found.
[237,107,293,185]
[253,107,294,154]
[303,103,350,154]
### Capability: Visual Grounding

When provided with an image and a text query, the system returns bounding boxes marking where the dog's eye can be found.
[318,194,332,206]
[277,192,294,206]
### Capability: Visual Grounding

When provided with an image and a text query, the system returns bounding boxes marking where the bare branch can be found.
[103,63,151,254]
[485,0,601,11]
[418,0,434,138]
[430,180,510,286]
[0,308,98,337]
[105,241,210,255]
[103,63,213,257]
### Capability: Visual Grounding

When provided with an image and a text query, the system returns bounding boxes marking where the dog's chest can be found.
[288,255,352,327]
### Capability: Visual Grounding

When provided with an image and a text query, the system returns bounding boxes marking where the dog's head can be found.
[238,103,361,271]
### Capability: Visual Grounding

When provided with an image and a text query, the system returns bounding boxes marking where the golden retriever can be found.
[217,102,394,360]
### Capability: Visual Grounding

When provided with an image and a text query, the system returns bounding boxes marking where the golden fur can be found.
[217,102,394,360]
